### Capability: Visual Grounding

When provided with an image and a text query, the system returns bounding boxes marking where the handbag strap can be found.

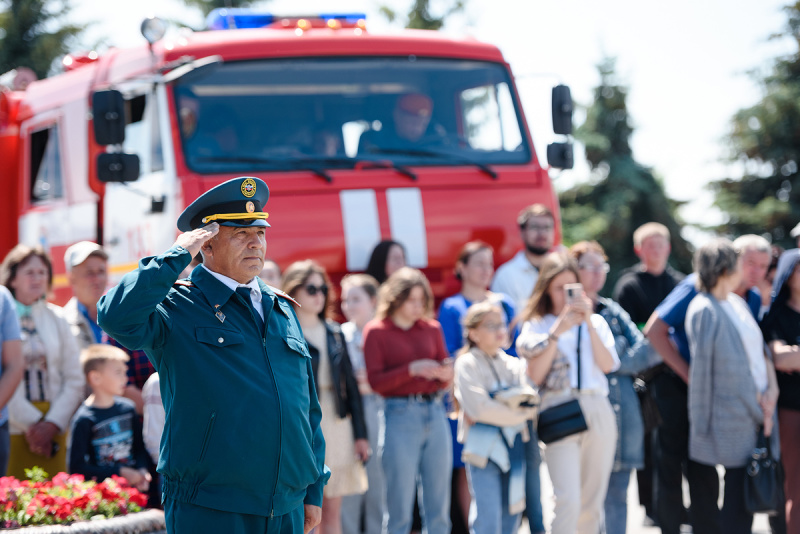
[757,426,773,457]
[576,324,582,391]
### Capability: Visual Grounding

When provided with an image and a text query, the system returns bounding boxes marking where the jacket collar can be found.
[189,265,287,318]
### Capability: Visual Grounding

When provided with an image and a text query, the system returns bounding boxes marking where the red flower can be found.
[130,492,148,507]
[55,504,73,520]
[72,495,90,509]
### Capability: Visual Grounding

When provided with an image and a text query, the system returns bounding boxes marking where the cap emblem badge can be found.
[246,201,255,213]
[241,178,257,198]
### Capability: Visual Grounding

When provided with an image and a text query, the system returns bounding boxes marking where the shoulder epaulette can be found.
[267,285,300,307]
[173,279,195,287]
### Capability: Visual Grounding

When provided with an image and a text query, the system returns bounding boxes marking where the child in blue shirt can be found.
[68,344,150,490]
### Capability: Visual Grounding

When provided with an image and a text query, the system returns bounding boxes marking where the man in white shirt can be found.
[491,204,555,312]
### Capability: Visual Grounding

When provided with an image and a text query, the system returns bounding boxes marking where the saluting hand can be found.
[173,222,219,257]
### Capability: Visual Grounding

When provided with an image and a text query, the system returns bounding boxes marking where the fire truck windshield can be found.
[173,56,530,174]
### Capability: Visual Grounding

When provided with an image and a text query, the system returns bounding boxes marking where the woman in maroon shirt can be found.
[363,267,453,534]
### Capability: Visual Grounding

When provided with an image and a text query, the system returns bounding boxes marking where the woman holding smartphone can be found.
[516,252,619,534]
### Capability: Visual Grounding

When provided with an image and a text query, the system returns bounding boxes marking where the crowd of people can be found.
[0,195,799,534]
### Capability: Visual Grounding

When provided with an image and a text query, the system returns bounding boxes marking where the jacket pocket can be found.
[199,412,216,462]
[195,327,244,347]
[286,336,311,358]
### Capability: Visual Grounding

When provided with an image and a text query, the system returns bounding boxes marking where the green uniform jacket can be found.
[97,245,329,517]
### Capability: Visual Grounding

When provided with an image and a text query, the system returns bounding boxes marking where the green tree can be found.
[707,2,800,247]
[559,57,693,290]
[0,0,84,79]
[379,0,465,30]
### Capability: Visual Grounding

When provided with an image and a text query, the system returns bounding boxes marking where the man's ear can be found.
[201,238,214,258]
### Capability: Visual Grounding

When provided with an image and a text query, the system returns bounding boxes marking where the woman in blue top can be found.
[0,286,23,475]
[570,241,658,534]
[437,241,531,533]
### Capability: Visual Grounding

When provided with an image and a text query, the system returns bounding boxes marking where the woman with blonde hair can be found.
[516,252,619,534]
[453,300,537,534]
[339,273,386,534]
[282,260,368,534]
[363,267,453,534]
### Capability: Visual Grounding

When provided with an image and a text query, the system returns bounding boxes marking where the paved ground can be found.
[516,464,774,533]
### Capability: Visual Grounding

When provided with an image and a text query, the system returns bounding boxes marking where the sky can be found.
[69,0,795,244]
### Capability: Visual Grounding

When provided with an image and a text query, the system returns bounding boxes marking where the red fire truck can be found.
[0,10,573,303]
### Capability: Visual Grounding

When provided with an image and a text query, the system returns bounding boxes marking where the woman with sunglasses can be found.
[282,260,369,534]
[569,241,657,534]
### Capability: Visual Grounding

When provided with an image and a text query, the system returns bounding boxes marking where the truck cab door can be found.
[101,83,178,283]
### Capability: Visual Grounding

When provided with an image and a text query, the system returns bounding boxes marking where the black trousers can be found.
[721,467,754,534]
[652,371,721,534]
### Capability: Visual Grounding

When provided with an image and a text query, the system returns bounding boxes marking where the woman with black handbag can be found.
[516,252,619,534]
[686,239,780,534]
[570,241,660,534]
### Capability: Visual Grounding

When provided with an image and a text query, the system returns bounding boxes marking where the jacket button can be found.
[610,378,617,385]
[613,404,620,412]
[218,337,224,343]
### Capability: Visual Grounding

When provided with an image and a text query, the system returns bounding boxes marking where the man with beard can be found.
[491,204,555,312]
[489,203,554,534]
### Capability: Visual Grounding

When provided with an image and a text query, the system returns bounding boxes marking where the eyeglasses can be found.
[304,284,329,296]
[523,224,554,233]
[578,263,610,274]
[481,322,508,332]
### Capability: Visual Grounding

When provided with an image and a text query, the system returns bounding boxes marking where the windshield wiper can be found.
[194,156,334,183]
[365,147,498,180]
[302,156,417,181]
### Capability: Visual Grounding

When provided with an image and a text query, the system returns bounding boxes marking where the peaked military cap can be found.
[177,177,270,231]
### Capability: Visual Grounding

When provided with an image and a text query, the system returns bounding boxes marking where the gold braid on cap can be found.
[201,212,269,223]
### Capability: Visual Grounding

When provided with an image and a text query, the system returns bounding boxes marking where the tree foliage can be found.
[0,0,85,79]
[559,57,693,289]
[184,0,253,18]
[379,0,465,30]
[707,2,800,247]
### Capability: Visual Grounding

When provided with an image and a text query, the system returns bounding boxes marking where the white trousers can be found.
[542,393,617,534]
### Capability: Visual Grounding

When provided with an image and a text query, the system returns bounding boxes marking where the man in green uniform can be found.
[98,177,328,534]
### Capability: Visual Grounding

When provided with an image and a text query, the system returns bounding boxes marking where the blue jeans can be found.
[604,469,630,534]
[466,459,522,534]
[525,421,544,533]
[382,397,452,534]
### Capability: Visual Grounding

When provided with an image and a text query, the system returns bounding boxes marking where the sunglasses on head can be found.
[304,284,329,296]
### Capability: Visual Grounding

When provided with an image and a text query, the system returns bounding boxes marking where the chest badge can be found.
[214,305,226,324]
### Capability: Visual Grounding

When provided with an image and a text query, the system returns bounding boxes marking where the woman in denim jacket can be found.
[570,241,658,534]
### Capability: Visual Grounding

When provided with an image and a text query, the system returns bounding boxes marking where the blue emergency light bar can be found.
[205,8,367,31]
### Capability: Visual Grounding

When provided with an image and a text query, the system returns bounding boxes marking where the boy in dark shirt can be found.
[69,344,150,491]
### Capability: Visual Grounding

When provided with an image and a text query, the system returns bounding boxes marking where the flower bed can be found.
[0,468,162,532]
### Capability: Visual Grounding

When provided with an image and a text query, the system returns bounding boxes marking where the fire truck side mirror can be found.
[92,90,126,145]
[97,153,140,183]
[552,85,573,136]
[547,142,574,170]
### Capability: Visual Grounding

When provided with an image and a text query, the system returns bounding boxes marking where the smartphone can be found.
[564,283,583,305]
